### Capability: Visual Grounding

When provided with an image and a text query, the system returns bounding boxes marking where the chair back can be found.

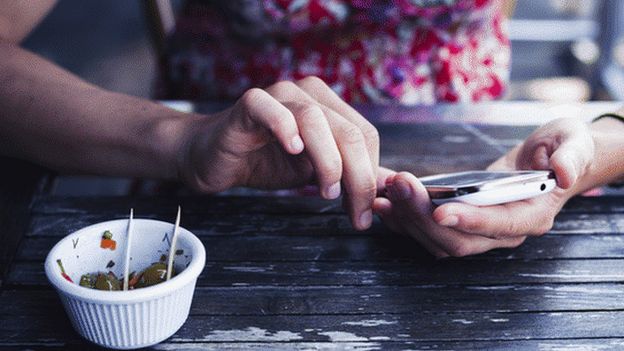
[143,0,176,57]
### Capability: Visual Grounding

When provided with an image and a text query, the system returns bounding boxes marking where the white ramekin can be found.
[44,219,206,349]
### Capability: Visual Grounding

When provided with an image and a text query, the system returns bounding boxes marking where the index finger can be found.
[295,77,380,173]
[323,107,377,230]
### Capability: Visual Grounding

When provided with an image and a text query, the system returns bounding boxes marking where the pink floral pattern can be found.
[158,0,510,104]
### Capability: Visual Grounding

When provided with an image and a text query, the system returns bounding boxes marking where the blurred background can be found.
[22,0,624,195]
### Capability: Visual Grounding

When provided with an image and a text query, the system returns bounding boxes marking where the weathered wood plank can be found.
[152,339,624,351]
[31,196,343,216]
[15,234,624,262]
[25,213,365,237]
[376,123,505,174]
[23,211,624,239]
[4,283,624,317]
[0,158,49,281]
[3,311,624,343]
[4,339,624,351]
[30,195,624,217]
[561,196,624,213]
[9,259,624,287]
[155,312,624,341]
[306,102,624,126]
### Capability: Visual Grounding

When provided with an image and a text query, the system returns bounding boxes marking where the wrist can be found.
[565,117,624,195]
[162,109,232,193]
[143,108,205,181]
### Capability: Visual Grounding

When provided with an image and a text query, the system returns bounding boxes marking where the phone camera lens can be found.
[540,183,546,191]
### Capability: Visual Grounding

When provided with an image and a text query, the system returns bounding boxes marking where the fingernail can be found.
[359,210,373,229]
[438,215,459,227]
[291,135,304,153]
[325,182,341,199]
[394,180,411,200]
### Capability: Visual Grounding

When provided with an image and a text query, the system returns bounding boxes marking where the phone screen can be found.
[420,171,540,187]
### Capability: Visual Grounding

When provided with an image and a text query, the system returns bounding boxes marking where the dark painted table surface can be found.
[2,102,624,350]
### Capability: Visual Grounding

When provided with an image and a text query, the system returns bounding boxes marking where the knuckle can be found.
[350,175,377,200]
[299,75,327,89]
[270,80,298,94]
[240,88,265,107]
[361,123,380,145]
[320,159,343,182]
[340,124,366,146]
[299,104,324,121]
[360,178,377,196]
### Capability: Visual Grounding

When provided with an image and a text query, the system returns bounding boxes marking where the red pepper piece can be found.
[56,259,74,283]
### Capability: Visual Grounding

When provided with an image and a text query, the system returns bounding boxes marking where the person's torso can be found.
[160,0,510,104]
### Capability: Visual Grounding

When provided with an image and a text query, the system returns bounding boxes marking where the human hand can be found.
[374,118,595,257]
[177,77,379,230]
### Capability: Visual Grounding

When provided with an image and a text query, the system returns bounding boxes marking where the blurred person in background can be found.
[159,0,514,104]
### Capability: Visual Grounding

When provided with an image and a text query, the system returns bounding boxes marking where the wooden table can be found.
[2,102,624,350]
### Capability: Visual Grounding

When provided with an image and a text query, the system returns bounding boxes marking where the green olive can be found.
[94,272,121,291]
[137,262,171,287]
[102,230,113,240]
[79,274,94,288]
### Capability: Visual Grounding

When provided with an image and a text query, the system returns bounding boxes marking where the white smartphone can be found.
[419,170,557,206]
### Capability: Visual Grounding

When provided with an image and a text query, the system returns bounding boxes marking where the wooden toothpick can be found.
[166,206,181,281]
[123,208,134,291]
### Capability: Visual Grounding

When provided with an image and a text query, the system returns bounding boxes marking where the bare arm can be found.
[0,41,195,179]
[0,1,57,43]
[0,1,197,179]
[0,3,381,230]
[574,110,624,192]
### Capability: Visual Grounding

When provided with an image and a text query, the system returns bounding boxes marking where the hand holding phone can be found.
[419,170,556,206]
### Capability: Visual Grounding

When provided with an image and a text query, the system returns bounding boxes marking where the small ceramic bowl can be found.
[44,219,206,349]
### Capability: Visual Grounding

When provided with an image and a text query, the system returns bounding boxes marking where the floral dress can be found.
[158,0,510,104]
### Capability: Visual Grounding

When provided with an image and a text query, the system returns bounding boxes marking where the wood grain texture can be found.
[0,158,49,282]
[20,211,624,239]
[9,258,624,287]
[3,107,624,349]
[4,339,624,351]
[30,194,624,216]
[14,233,624,262]
[5,283,624,316]
[3,310,624,343]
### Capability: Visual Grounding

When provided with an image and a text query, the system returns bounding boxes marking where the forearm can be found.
[0,40,202,179]
[568,115,624,196]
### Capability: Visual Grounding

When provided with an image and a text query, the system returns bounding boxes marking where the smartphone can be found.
[419,170,557,206]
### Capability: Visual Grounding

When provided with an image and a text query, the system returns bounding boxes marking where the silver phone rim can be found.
[422,171,555,200]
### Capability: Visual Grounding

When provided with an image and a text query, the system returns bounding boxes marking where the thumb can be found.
[549,140,590,189]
